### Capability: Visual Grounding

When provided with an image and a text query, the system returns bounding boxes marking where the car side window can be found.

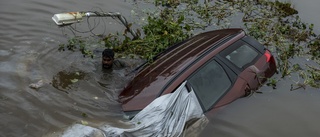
[188,59,232,111]
[221,41,259,69]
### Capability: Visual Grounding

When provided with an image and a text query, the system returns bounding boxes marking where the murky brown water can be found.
[0,0,319,137]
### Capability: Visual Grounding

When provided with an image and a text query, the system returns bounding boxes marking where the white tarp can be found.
[59,81,205,137]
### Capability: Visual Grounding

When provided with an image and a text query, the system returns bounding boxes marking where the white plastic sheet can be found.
[60,81,205,137]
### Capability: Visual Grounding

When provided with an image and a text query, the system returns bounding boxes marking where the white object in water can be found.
[58,81,205,137]
[52,12,83,26]
[102,81,205,137]
[29,80,44,89]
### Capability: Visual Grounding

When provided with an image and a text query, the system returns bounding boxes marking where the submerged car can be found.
[118,28,276,118]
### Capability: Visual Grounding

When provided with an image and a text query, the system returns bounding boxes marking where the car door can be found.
[186,58,237,112]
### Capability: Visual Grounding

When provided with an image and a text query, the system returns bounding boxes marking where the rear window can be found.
[221,41,259,68]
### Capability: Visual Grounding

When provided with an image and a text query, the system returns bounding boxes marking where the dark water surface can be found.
[0,0,319,137]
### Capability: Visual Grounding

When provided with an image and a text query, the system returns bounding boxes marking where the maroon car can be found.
[119,28,276,118]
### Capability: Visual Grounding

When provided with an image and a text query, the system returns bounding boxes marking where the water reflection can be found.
[52,69,87,93]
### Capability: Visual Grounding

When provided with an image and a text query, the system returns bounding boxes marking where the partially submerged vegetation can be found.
[58,0,320,88]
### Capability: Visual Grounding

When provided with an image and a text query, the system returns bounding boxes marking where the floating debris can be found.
[70,78,79,83]
[29,80,44,89]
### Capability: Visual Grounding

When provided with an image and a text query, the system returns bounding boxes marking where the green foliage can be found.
[302,65,320,88]
[308,38,320,59]
[266,78,278,89]
[221,0,320,88]
[105,0,239,61]
[59,36,94,58]
[108,8,190,61]
[81,112,88,118]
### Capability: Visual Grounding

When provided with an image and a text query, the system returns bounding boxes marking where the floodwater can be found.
[0,0,319,137]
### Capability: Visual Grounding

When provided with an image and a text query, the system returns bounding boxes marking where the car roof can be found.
[119,28,245,111]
